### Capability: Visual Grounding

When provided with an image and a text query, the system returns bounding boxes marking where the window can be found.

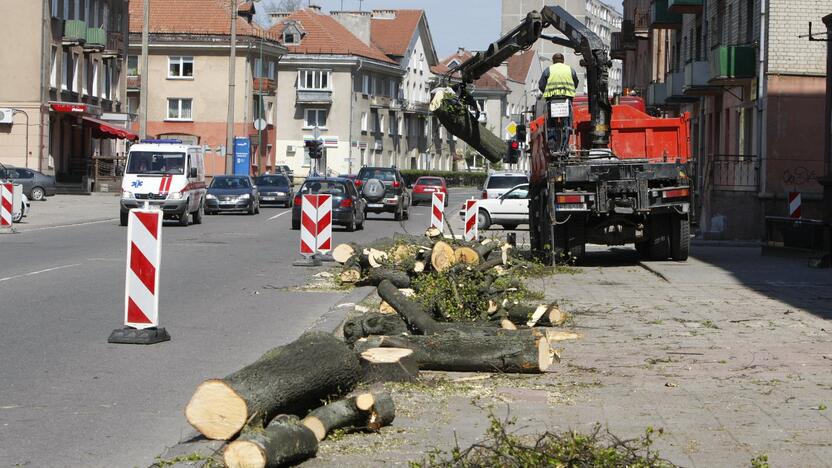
[167,98,193,120]
[127,96,138,114]
[389,111,396,135]
[52,0,59,17]
[72,0,79,19]
[266,101,274,125]
[361,112,368,132]
[127,55,138,76]
[104,62,112,100]
[362,74,370,94]
[283,32,298,44]
[92,61,99,98]
[304,108,327,128]
[398,116,403,136]
[50,47,57,88]
[379,114,385,134]
[268,61,275,80]
[168,56,194,78]
[72,54,80,93]
[298,69,330,90]
[254,58,264,77]
[62,51,69,91]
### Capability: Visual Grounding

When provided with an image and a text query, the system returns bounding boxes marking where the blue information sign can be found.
[233,137,250,175]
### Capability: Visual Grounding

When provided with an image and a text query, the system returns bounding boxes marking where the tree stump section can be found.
[430,241,456,272]
[359,347,420,383]
[332,243,358,264]
[185,331,361,440]
[454,246,480,265]
[223,415,318,468]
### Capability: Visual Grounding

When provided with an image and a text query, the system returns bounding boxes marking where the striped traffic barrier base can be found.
[430,192,445,230]
[464,198,479,241]
[108,208,170,345]
[293,194,333,266]
[1,183,15,233]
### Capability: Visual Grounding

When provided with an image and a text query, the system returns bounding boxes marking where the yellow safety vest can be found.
[544,63,576,99]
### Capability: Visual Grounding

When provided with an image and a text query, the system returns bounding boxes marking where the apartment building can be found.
[616,0,828,239]
[501,0,623,97]
[0,0,130,191]
[268,7,454,177]
[127,0,286,177]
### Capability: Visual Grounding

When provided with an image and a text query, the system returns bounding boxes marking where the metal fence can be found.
[710,154,758,192]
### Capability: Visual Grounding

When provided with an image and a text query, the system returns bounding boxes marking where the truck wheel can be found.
[178,210,190,226]
[193,202,204,225]
[671,214,690,261]
[120,210,128,227]
[648,214,670,260]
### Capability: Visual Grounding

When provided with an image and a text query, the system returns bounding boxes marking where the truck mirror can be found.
[189,167,198,178]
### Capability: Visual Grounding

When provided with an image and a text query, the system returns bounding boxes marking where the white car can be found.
[461,183,529,230]
[481,171,529,199]
[14,192,29,222]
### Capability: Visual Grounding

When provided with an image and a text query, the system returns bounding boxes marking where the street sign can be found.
[253,119,267,131]
[505,120,517,137]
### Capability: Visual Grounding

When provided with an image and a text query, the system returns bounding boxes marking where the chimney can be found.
[497,61,508,79]
[330,11,372,45]
[457,47,466,54]
[269,11,292,23]
[308,5,322,13]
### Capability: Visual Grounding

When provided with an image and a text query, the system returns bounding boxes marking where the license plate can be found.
[220,201,236,205]
[423,188,435,192]
[262,196,275,201]
[367,203,383,208]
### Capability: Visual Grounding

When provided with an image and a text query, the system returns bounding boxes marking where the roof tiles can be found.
[370,10,423,57]
[128,0,275,40]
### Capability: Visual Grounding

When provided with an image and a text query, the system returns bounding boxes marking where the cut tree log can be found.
[425,226,442,239]
[373,334,555,373]
[332,243,358,264]
[413,260,426,273]
[392,244,415,263]
[223,415,318,468]
[475,241,501,259]
[185,331,361,440]
[301,391,395,442]
[454,246,480,265]
[430,241,456,272]
[432,93,505,164]
[366,248,388,268]
[500,319,517,330]
[363,267,411,288]
[339,268,361,284]
[378,279,445,334]
[378,300,396,315]
[545,330,581,342]
[526,303,567,327]
[343,312,409,344]
[359,347,419,383]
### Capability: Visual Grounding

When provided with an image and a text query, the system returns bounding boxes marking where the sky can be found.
[256,0,624,59]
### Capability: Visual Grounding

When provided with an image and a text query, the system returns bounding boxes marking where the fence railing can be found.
[710,154,757,192]
[94,156,126,179]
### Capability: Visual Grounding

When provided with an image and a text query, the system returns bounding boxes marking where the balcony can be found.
[683,60,719,95]
[646,81,667,107]
[370,96,391,108]
[668,0,703,14]
[610,32,626,59]
[252,77,276,95]
[63,19,87,44]
[296,89,332,104]
[649,0,682,30]
[127,75,140,91]
[665,71,684,100]
[633,9,650,37]
[103,32,124,58]
[84,27,106,51]
[709,46,755,84]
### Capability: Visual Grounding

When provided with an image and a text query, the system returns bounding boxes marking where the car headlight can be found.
[122,191,133,199]
[277,192,286,196]
[239,193,251,200]
[167,192,184,200]
[206,194,216,200]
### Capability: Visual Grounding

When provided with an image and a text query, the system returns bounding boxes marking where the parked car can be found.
[291,177,366,232]
[276,165,294,184]
[12,191,29,223]
[0,164,56,201]
[205,175,260,215]
[411,176,449,206]
[461,183,529,230]
[355,166,410,220]
[481,171,529,199]
[256,174,292,207]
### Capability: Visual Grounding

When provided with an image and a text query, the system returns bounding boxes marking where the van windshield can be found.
[126,152,186,175]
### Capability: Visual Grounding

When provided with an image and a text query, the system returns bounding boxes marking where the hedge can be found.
[400,170,487,188]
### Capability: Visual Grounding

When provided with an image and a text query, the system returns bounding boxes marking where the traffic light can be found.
[515,123,527,142]
[305,139,323,159]
[504,140,520,165]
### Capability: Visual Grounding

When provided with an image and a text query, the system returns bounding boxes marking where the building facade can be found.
[616,0,828,239]
[128,0,286,177]
[0,0,130,192]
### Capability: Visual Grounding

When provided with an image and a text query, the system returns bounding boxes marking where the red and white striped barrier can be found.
[789,191,801,219]
[300,194,333,256]
[464,199,478,241]
[430,192,445,230]
[0,183,13,229]
[124,209,162,329]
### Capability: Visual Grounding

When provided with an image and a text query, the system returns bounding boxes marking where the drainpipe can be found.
[821,13,832,227]
[13,110,30,169]
[40,0,50,172]
[756,0,769,196]
[351,58,364,172]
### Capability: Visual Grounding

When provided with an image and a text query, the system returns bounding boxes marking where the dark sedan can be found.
[255,174,292,207]
[291,177,366,232]
[0,164,56,200]
[205,175,260,215]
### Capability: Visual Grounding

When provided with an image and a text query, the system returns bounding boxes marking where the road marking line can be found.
[0,263,82,283]
[268,210,291,221]
[21,218,117,233]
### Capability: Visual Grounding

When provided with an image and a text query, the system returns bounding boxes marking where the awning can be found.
[82,116,139,141]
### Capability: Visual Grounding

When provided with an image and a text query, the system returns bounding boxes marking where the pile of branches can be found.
[336,230,578,375]
[413,414,676,467]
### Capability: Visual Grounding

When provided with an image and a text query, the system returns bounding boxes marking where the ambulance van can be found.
[120,139,207,226]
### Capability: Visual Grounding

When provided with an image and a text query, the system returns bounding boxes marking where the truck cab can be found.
[120,139,207,226]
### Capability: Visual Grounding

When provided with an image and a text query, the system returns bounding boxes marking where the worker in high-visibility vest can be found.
[538,53,579,153]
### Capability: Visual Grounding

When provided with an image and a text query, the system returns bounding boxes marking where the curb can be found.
[148,285,377,468]
[691,239,761,248]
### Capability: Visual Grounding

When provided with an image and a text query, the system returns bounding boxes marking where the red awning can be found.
[82,116,139,141]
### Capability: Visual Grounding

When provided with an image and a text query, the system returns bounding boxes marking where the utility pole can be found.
[225,0,238,175]
[139,0,150,139]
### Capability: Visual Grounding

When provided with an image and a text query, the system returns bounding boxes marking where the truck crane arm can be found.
[442,5,612,150]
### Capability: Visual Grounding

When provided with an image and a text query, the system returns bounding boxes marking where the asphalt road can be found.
[0,188,478,468]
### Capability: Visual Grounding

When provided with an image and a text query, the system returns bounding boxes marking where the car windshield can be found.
[359,169,396,181]
[487,176,528,189]
[416,177,442,186]
[126,151,186,175]
[210,177,250,189]
[301,181,346,195]
[256,176,289,187]
[503,185,530,199]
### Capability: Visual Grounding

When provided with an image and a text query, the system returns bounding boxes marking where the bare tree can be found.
[272,0,302,11]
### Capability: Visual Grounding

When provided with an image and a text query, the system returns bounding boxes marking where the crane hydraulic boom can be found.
[449,5,612,149]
